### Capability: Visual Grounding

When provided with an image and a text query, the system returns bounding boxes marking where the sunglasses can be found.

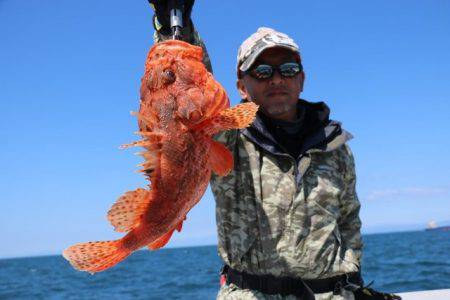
[245,62,303,80]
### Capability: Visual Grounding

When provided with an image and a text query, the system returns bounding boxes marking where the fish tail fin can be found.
[200,102,259,135]
[62,240,131,274]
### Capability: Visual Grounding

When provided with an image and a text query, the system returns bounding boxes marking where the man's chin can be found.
[265,105,292,116]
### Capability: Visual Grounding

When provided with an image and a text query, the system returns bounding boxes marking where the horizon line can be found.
[0,228,431,261]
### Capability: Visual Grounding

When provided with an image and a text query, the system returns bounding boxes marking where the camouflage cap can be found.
[237,27,300,72]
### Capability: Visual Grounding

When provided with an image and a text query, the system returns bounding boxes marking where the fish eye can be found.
[162,69,176,84]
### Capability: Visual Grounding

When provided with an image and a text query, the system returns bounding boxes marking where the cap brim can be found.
[239,44,299,72]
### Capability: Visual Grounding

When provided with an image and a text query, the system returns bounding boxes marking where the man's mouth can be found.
[267,89,288,96]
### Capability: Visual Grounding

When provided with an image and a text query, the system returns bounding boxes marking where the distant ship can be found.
[425,220,450,232]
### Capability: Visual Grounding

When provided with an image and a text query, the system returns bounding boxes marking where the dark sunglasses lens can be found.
[279,63,302,77]
[252,65,273,79]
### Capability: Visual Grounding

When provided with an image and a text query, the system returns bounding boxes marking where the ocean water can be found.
[1,231,449,299]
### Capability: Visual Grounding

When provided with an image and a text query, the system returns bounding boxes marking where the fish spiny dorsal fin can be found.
[120,131,162,150]
[209,140,233,176]
[195,102,259,136]
[107,188,153,232]
[132,110,159,132]
[121,131,164,179]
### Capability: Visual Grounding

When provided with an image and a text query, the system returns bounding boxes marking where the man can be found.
[211,29,362,300]
[148,1,399,300]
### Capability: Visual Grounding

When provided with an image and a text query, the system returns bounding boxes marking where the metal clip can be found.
[342,273,361,292]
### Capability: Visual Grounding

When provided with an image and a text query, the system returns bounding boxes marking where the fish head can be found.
[142,40,204,91]
[141,40,229,128]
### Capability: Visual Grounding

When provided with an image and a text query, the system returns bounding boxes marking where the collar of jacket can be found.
[240,99,353,161]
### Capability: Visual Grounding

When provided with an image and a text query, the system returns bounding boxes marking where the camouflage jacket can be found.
[210,102,363,277]
[154,27,363,300]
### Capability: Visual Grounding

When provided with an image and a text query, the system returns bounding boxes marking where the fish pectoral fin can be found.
[107,188,153,233]
[199,102,259,135]
[209,140,233,176]
[147,219,185,250]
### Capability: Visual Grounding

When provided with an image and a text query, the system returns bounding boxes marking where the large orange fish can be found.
[63,40,258,273]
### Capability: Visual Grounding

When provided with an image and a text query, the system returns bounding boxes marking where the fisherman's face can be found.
[237,47,304,122]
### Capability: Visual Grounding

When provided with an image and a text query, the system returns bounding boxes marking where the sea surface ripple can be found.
[0,231,449,299]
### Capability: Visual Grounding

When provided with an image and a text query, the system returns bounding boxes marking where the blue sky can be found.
[1,0,449,258]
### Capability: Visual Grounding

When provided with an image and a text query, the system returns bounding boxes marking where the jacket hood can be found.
[241,98,353,160]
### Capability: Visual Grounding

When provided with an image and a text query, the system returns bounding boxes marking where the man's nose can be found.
[269,69,283,85]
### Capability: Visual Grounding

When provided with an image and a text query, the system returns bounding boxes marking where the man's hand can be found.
[148,0,195,33]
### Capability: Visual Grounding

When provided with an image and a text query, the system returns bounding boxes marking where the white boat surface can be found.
[397,289,450,299]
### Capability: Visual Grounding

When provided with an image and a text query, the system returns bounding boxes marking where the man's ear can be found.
[299,71,305,92]
[236,78,249,100]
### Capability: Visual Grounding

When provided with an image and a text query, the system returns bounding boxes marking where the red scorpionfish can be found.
[63,40,258,273]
